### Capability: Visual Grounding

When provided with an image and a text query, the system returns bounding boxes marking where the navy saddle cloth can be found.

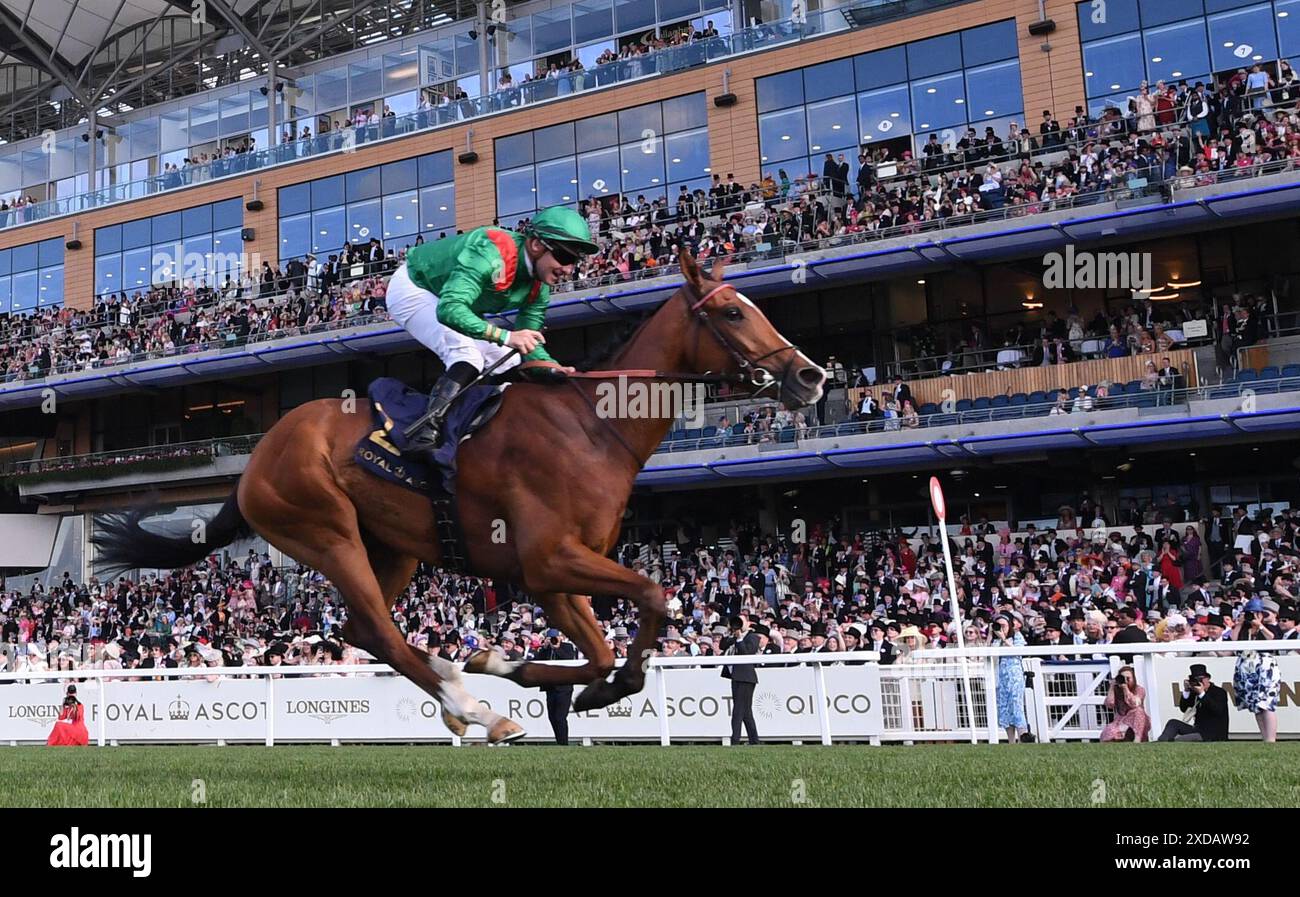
[355,377,506,495]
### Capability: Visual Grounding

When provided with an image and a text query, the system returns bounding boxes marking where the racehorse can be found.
[93,250,826,742]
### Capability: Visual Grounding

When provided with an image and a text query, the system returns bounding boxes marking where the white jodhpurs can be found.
[386,262,521,372]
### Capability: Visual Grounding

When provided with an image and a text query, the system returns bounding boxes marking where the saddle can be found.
[354,377,507,570]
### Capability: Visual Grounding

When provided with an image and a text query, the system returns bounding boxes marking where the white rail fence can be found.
[2,643,1297,745]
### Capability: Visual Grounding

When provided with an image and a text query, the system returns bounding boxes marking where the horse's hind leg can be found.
[466,593,614,689]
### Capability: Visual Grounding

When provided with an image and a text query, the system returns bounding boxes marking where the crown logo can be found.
[606,699,633,719]
[168,695,191,721]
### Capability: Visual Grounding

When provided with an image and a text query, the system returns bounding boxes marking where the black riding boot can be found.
[405,361,479,453]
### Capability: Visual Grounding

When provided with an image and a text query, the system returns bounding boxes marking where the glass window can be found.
[190,101,220,144]
[662,92,707,133]
[966,60,1023,121]
[21,150,46,186]
[419,184,455,234]
[160,109,189,151]
[536,156,579,206]
[497,166,537,216]
[454,34,479,76]
[534,7,573,55]
[665,128,709,183]
[1078,0,1140,40]
[346,198,383,245]
[311,206,346,254]
[125,118,160,160]
[1207,4,1279,71]
[660,0,701,19]
[1138,0,1203,27]
[279,182,312,216]
[213,198,243,230]
[857,84,912,142]
[804,59,855,102]
[346,166,382,202]
[383,190,419,241]
[212,228,241,269]
[11,270,37,311]
[152,242,179,284]
[152,211,182,245]
[251,91,268,131]
[384,50,420,94]
[575,39,615,68]
[12,242,36,272]
[279,212,312,260]
[757,70,804,113]
[616,0,656,33]
[1083,33,1146,96]
[122,247,153,291]
[1143,19,1212,86]
[506,16,535,63]
[182,204,212,238]
[0,277,10,315]
[220,94,250,136]
[854,45,908,90]
[573,0,613,44]
[806,96,857,154]
[38,266,63,306]
[1280,0,1300,57]
[618,103,661,144]
[37,239,62,268]
[911,72,968,131]
[0,250,8,276]
[418,150,453,186]
[122,219,152,250]
[0,153,19,193]
[95,254,121,297]
[315,68,349,111]
[961,20,1019,66]
[311,174,345,209]
[350,59,384,101]
[96,224,122,255]
[758,107,809,163]
[534,123,576,162]
[496,132,534,170]
[577,112,619,150]
[183,234,214,285]
[576,146,620,199]
[620,139,666,190]
[907,33,963,78]
[382,159,418,195]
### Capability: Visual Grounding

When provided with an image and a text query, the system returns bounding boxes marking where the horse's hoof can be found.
[441,706,468,737]
[487,718,525,744]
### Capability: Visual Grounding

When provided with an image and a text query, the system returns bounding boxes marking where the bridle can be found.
[685,282,802,398]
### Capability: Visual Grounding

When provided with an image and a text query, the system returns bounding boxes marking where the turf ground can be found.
[2,742,1298,807]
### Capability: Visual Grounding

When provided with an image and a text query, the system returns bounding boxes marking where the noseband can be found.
[687,282,801,396]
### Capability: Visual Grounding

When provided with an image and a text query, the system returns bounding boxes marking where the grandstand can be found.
[4,0,1300,764]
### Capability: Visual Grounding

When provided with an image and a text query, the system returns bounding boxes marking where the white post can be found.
[1136,654,1163,737]
[813,662,831,746]
[655,663,670,746]
[265,675,275,747]
[1028,658,1052,743]
[930,476,979,743]
[98,674,107,747]
[984,657,1000,744]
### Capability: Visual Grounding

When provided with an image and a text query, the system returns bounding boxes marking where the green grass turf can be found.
[2,743,1296,808]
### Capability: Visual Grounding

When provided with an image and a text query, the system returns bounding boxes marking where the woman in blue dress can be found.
[992,615,1028,742]
[1233,604,1281,742]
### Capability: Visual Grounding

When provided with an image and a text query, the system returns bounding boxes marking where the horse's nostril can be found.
[797,366,826,387]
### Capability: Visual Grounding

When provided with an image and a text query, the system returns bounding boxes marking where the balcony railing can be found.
[11,433,262,482]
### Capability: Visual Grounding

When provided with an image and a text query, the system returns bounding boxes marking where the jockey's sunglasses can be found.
[540,239,582,266]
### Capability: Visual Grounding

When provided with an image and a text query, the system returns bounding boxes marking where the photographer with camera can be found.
[1157,663,1229,741]
[534,628,577,745]
[1100,665,1150,741]
[46,684,89,746]
[1232,600,1281,742]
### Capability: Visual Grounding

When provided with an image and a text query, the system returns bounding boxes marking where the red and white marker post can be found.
[930,476,979,743]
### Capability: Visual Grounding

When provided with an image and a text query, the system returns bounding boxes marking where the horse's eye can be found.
[724,306,742,321]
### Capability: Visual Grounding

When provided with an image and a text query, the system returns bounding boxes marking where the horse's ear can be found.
[678,250,703,288]
[709,256,729,282]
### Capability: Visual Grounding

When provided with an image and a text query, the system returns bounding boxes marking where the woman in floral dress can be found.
[1233,605,1281,742]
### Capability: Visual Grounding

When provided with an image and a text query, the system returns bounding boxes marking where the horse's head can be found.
[677,251,826,409]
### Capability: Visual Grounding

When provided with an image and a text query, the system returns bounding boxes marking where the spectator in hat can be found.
[1100,665,1149,742]
[866,619,896,664]
[1232,602,1281,742]
[1280,608,1299,640]
[720,615,760,745]
[1157,663,1229,741]
[534,628,577,745]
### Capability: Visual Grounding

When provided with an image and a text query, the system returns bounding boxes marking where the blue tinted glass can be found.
[615,0,655,32]
[0,277,9,314]
[620,140,666,191]
[38,238,63,268]
[854,45,907,90]
[659,0,701,19]
[312,207,346,255]
[961,20,1019,66]
[533,123,576,162]
[662,92,707,132]
[756,70,804,113]
[576,113,618,151]
[346,166,381,202]
[907,33,963,78]
[279,212,311,260]
[38,266,63,306]
[419,150,453,186]
[122,219,151,250]
[1146,19,1211,83]
[152,243,178,284]
[0,250,9,277]
[96,224,122,255]
[1083,33,1146,96]
[419,184,455,235]
[758,108,809,163]
[1078,0,1141,39]
[573,0,612,44]
[804,59,855,102]
[382,159,418,194]
[212,228,241,268]
[1138,0,1203,27]
[496,133,534,170]
[279,182,311,216]
[576,147,620,201]
[11,243,37,271]
[311,175,345,210]
[1208,5,1279,71]
[857,84,912,143]
[911,72,968,131]
[664,129,709,183]
[806,95,857,154]
[1205,0,1259,9]
[213,198,243,230]
[152,212,181,244]
[122,247,153,291]
[1280,0,1300,56]
[346,198,382,246]
[383,191,419,240]
[497,167,537,216]
[618,103,662,142]
[966,60,1023,120]
[536,157,579,206]
[182,203,212,238]
[11,270,36,311]
[94,254,121,297]
[184,235,214,285]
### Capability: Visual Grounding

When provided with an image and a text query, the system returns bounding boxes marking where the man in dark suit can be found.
[533,628,577,745]
[1157,663,1230,741]
[891,376,912,409]
[721,615,761,745]
[1110,605,1149,662]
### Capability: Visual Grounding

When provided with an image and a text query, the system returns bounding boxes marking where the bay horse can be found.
[93,250,826,742]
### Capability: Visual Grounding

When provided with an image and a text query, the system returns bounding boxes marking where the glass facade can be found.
[276,150,454,262]
[94,199,244,298]
[0,237,64,314]
[1078,0,1300,114]
[754,21,1024,181]
[493,92,709,226]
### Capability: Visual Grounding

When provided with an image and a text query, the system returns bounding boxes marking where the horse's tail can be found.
[91,482,251,577]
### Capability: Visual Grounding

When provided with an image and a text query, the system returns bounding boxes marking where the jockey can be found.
[385,205,600,451]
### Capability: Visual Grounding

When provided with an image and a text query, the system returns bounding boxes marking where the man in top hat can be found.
[1157,663,1229,741]
[720,615,761,745]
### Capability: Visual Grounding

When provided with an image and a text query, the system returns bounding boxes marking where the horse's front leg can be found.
[465,592,614,688]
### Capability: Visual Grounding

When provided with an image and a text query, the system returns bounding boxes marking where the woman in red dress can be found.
[47,685,90,747]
